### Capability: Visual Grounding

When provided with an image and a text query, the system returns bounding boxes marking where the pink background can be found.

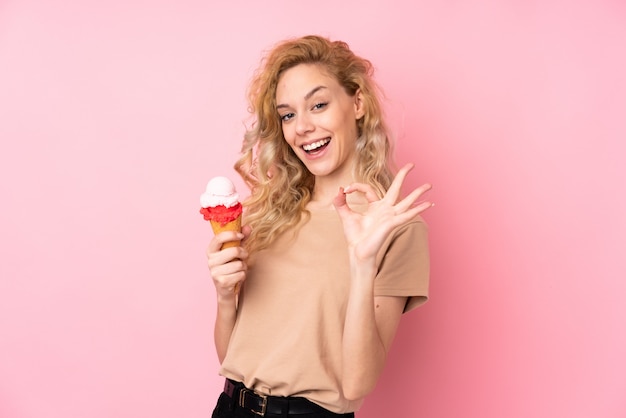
[1,1,625,417]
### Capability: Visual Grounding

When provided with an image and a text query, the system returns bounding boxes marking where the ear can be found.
[354,89,365,120]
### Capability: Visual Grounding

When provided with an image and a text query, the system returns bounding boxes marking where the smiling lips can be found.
[302,138,330,153]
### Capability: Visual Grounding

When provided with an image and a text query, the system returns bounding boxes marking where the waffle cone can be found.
[210,216,242,249]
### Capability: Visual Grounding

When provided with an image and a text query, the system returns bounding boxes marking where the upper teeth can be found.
[303,139,330,151]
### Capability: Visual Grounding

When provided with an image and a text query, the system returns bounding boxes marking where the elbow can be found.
[342,358,384,400]
[342,380,375,401]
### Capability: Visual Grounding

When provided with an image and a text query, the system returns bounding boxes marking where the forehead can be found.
[276,63,341,100]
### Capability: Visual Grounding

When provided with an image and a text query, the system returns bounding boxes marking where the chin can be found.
[304,165,333,177]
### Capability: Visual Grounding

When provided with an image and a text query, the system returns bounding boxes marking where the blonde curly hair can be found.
[235,35,395,252]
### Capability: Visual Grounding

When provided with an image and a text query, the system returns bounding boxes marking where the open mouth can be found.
[302,138,330,154]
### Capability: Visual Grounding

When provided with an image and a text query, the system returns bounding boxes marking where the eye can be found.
[280,112,295,122]
[312,102,327,111]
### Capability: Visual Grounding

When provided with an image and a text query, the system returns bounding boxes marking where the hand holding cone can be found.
[200,177,243,294]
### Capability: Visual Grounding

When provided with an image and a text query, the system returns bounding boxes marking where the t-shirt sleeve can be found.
[374,218,430,313]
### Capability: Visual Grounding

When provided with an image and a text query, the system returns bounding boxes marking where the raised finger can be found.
[392,200,434,226]
[394,183,432,213]
[385,163,414,203]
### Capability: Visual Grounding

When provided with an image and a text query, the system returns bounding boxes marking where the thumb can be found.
[332,187,351,217]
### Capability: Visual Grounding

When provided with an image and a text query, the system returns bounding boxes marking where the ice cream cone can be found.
[210,216,242,249]
[200,176,244,294]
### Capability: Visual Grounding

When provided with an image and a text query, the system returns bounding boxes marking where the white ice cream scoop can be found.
[200,176,240,208]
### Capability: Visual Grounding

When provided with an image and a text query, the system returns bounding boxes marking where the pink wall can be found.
[1,1,625,417]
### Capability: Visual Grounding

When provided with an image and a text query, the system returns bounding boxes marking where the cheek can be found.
[338,115,359,139]
[281,125,296,147]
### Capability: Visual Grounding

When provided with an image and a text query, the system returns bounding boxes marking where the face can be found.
[275,63,364,182]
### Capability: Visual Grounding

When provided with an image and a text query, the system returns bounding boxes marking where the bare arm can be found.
[206,229,248,363]
[341,256,406,400]
[213,294,237,363]
[333,164,433,400]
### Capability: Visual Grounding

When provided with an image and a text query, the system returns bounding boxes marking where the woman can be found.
[208,35,433,418]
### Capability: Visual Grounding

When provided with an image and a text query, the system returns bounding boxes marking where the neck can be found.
[309,176,368,210]
[311,174,348,203]
[308,157,358,207]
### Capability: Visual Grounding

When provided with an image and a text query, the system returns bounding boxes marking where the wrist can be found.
[348,255,377,291]
[349,249,376,271]
[216,292,237,308]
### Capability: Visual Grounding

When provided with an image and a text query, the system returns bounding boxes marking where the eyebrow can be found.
[276,85,327,109]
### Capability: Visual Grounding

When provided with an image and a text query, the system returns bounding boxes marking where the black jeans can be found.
[211,390,355,418]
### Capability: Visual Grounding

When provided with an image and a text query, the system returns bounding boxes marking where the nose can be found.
[295,112,314,136]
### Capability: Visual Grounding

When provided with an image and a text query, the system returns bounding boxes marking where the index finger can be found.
[208,230,244,253]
